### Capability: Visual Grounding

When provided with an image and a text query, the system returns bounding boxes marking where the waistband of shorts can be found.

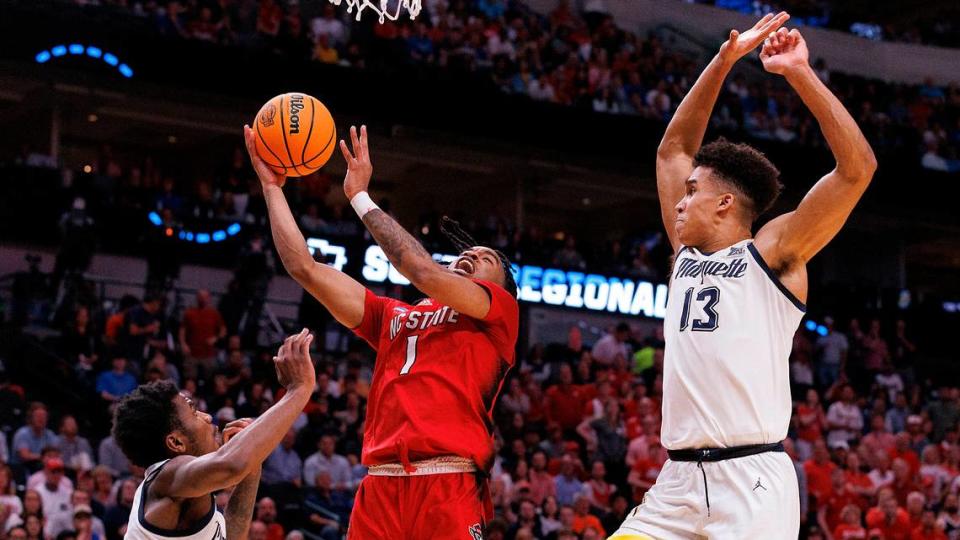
[667,441,785,462]
[366,456,477,476]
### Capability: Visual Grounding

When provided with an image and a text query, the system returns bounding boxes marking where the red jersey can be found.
[353,280,519,471]
[833,524,866,540]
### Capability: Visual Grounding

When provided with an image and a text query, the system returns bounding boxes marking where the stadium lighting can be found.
[34,43,135,78]
[146,211,241,244]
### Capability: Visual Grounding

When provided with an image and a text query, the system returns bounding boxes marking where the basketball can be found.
[253,92,336,177]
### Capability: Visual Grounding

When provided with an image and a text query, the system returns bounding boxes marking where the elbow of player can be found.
[406,261,441,289]
[286,258,316,281]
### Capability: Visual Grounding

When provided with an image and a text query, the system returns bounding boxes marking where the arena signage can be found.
[307,237,668,319]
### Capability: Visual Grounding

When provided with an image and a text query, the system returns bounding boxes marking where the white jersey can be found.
[126,460,226,540]
[661,239,805,450]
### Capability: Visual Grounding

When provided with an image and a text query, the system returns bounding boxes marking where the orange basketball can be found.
[253,92,336,177]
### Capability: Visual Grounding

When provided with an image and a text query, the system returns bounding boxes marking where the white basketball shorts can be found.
[609,451,799,540]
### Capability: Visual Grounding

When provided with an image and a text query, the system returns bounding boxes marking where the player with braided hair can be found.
[245,123,519,539]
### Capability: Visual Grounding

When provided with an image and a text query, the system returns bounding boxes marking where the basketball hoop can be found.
[327,0,422,23]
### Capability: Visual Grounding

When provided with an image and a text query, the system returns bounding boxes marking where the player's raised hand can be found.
[340,125,373,200]
[221,417,254,444]
[760,28,809,76]
[273,329,316,392]
[719,11,790,63]
[243,124,286,189]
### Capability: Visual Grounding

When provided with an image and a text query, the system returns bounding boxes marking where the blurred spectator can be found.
[815,316,847,388]
[254,497,284,540]
[303,435,351,492]
[178,290,226,381]
[826,385,863,448]
[262,430,302,488]
[591,323,630,366]
[96,358,137,404]
[11,403,59,470]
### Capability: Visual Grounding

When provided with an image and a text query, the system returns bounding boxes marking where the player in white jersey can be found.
[114,330,316,540]
[610,12,876,540]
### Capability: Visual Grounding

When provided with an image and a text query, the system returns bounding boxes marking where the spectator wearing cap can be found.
[35,458,72,537]
[11,403,59,470]
[47,490,105,539]
[591,323,630,366]
[71,504,100,540]
[815,316,847,388]
[27,451,73,492]
[826,385,863,448]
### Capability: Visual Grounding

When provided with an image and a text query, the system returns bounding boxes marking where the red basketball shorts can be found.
[346,472,492,540]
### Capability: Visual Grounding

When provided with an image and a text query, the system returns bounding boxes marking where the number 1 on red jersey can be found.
[400,335,419,375]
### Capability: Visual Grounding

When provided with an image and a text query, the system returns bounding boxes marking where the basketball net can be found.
[328,0,422,23]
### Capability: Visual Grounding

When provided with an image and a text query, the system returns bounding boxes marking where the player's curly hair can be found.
[112,380,184,468]
[440,216,518,297]
[694,138,782,219]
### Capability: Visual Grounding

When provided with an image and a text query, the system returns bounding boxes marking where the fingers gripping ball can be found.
[254,93,336,177]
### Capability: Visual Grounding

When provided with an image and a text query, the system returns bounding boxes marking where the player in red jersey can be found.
[244,123,519,539]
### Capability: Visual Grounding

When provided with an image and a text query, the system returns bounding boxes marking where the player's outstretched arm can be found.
[220,419,260,540]
[754,29,877,266]
[243,124,366,329]
[341,125,493,320]
[152,330,316,499]
[657,12,789,252]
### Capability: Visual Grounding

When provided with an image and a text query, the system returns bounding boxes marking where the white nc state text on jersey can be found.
[389,307,460,340]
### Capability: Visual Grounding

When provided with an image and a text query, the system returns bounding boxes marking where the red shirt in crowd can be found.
[544,384,586,430]
[353,280,519,470]
[821,489,860,530]
[833,524,866,540]
[910,526,948,540]
[804,459,837,502]
[866,507,912,540]
[182,306,224,359]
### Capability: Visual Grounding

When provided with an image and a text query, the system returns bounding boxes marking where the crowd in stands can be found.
[0,249,957,540]
[694,0,960,49]
[53,0,960,171]
[10,138,673,291]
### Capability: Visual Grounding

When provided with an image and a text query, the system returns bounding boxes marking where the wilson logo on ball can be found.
[260,104,276,127]
[289,94,305,135]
